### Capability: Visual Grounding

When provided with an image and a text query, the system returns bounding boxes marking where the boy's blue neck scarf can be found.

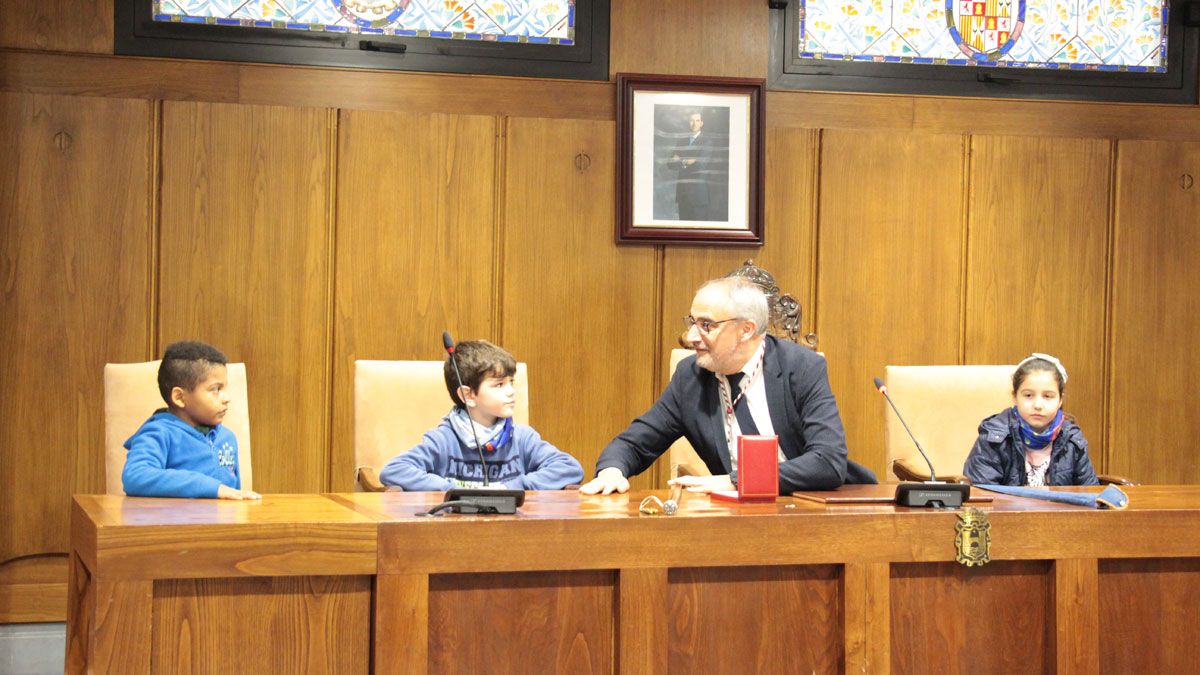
[447,407,514,453]
[1015,407,1064,450]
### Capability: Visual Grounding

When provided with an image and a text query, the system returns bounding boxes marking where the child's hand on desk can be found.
[217,485,262,500]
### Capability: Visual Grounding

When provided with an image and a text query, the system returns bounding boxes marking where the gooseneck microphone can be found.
[874,377,939,481]
[872,377,971,508]
[421,332,525,516]
[444,331,489,486]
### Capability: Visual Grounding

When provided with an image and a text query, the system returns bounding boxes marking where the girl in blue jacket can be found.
[963,353,1099,486]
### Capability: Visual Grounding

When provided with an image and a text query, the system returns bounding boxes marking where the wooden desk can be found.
[66,494,378,673]
[69,486,1200,674]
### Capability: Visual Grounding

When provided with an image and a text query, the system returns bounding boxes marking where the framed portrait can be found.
[616,73,765,245]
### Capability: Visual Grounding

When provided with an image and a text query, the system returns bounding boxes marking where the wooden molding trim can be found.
[5,49,1200,139]
[0,49,614,120]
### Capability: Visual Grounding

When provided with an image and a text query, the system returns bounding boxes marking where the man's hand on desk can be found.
[578,467,630,495]
[668,475,735,494]
[217,485,262,500]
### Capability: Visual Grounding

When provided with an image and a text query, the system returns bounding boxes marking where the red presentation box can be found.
[711,435,779,504]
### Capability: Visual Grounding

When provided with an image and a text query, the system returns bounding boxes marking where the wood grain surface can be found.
[816,130,967,478]
[610,0,768,78]
[1098,557,1200,674]
[427,571,614,674]
[159,101,333,494]
[964,135,1112,452]
[669,565,842,673]
[68,487,1200,672]
[331,109,497,491]
[0,92,152,574]
[891,561,1052,674]
[502,117,658,489]
[153,575,371,673]
[1054,557,1099,674]
[1109,140,1200,484]
[0,0,111,54]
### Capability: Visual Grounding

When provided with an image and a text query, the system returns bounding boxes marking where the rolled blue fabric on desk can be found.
[976,484,1129,509]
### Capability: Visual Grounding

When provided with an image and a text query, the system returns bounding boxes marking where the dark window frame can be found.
[768,0,1200,104]
[115,0,610,81]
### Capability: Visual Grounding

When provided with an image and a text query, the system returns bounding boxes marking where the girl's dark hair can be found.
[443,340,517,407]
[1012,357,1065,396]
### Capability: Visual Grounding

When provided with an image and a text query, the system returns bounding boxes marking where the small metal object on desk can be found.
[638,496,663,515]
[662,484,683,515]
[640,485,684,516]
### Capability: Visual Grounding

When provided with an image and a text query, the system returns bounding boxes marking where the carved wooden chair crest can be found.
[724,259,817,349]
[678,260,816,349]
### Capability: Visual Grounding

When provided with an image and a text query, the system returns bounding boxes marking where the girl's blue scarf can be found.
[1015,407,1063,450]
[447,407,513,453]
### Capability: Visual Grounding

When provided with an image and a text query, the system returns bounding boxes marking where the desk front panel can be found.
[68,486,1200,674]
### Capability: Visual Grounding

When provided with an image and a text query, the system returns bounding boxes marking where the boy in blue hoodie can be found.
[379,340,583,491]
[122,341,260,500]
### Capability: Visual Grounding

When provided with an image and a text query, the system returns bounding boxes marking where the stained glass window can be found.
[797,0,1168,71]
[153,0,576,45]
[117,0,607,79]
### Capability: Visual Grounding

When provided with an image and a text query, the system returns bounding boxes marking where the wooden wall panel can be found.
[891,561,1052,673]
[153,576,372,672]
[816,131,966,478]
[502,117,658,487]
[0,92,152,566]
[332,110,496,490]
[6,51,1200,142]
[159,101,332,494]
[0,1,112,54]
[668,565,842,673]
[610,0,768,78]
[428,571,614,673]
[1109,141,1200,484]
[964,136,1112,456]
[0,556,68,622]
[1099,558,1200,673]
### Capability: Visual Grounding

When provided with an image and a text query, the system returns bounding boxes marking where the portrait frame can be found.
[616,73,765,246]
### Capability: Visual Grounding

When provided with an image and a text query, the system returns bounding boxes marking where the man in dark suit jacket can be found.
[581,277,874,495]
[669,111,714,221]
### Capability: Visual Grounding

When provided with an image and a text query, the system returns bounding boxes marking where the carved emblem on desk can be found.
[955,508,991,567]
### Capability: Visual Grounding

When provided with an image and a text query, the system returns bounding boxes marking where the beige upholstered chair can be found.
[103,361,254,495]
[353,360,530,491]
[883,365,1015,483]
[668,349,711,479]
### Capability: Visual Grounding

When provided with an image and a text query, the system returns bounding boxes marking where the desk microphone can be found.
[873,377,970,508]
[444,331,488,486]
[423,332,524,516]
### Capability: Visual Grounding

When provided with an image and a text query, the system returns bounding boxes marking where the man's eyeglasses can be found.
[684,316,739,334]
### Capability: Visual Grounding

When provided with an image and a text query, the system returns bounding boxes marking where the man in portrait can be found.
[669,110,714,221]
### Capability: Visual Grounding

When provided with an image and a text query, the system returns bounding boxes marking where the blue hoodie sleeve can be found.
[511,426,584,491]
[378,430,456,492]
[122,426,224,499]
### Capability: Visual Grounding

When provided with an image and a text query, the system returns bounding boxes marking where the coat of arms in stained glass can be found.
[799,0,1167,71]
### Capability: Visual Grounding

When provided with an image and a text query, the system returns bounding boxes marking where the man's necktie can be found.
[726,372,760,436]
